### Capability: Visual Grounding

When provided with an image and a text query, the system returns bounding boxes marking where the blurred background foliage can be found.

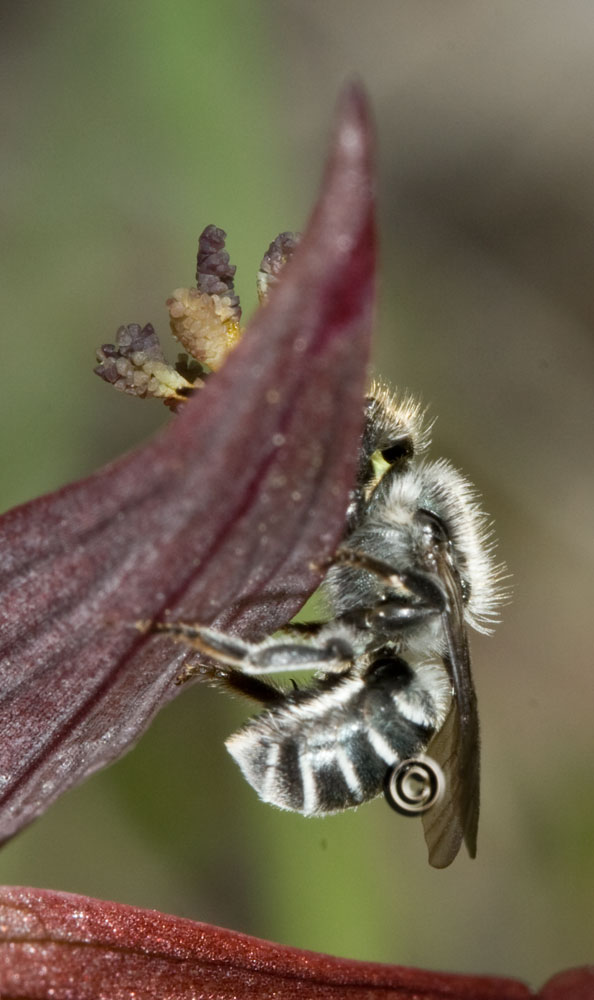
[1,0,593,988]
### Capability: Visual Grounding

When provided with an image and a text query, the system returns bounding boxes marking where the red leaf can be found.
[0,886,534,1000]
[0,84,375,843]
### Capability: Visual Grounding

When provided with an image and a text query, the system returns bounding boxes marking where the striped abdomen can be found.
[226,655,450,816]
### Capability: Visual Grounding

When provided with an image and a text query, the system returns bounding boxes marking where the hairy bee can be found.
[148,383,504,867]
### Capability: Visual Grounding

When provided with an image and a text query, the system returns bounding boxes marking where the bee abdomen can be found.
[226,667,436,816]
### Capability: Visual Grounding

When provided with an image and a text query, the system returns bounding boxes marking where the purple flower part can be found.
[0,887,537,999]
[195,224,240,312]
[260,232,301,277]
[257,232,301,303]
[94,323,191,402]
[0,83,376,844]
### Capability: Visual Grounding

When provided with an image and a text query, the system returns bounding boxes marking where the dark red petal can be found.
[0,84,375,843]
[0,887,534,1000]
[538,967,594,1000]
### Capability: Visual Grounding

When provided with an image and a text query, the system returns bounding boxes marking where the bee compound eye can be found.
[383,756,445,816]
[381,437,413,465]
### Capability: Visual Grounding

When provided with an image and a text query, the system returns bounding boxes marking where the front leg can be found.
[139,620,355,675]
[333,547,448,629]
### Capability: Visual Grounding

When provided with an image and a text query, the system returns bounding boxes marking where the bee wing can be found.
[422,550,480,868]
[422,699,465,867]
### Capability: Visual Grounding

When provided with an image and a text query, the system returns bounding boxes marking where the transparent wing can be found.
[422,548,480,868]
[422,700,466,867]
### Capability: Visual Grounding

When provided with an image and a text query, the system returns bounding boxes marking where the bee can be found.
[147,383,504,867]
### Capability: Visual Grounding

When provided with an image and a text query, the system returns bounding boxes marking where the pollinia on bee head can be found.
[135,228,506,869]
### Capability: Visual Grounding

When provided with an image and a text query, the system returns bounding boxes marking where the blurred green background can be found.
[1,1,593,988]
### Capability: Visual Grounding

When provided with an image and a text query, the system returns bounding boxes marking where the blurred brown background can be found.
[1,1,593,988]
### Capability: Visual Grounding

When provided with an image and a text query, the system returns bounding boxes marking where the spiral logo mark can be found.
[383,756,445,816]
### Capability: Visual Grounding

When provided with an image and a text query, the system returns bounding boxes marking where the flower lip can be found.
[0,886,539,1000]
[0,82,376,845]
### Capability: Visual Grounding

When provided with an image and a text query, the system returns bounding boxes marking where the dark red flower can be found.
[0,886,533,999]
[0,887,589,999]
[0,84,375,845]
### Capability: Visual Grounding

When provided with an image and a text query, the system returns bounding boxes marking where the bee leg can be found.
[180,659,288,705]
[142,620,355,675]
[334,547,448,611]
